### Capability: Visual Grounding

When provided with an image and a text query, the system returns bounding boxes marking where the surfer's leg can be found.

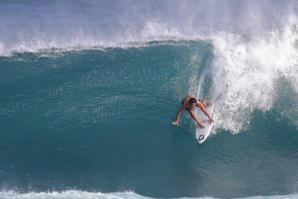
[200,95,212,107]
[187,109,205,128]
[202,100,212,107]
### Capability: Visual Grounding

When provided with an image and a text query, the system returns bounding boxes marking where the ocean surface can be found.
[0,1,298,199]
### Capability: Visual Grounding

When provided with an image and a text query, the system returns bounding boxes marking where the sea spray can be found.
[209,19,298,133]
[0,1,297,56]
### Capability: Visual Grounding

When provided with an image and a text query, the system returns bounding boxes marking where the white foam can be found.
[234,194,298,199]
[0,190,297,199]
[0,190,146,199]
[0,1,296,56]
[208,17,298,134]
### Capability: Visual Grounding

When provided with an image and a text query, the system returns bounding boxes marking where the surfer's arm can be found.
[172,106,184,125]
[198,104,214,123]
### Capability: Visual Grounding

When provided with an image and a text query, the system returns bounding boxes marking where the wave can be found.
[1,33,297,136]
[0,40,297,199]
[0,190,297,199]
[1,2,298,196]
[0,1,297,56]
[0,191,145,199]
[1,2,297,135]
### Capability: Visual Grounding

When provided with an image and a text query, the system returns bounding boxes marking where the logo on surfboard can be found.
[198,135,204,141]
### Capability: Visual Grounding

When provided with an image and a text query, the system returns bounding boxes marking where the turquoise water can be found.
[1,41,298,199]
[1,1,298,199]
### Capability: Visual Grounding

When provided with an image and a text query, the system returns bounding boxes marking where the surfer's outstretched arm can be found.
[172,106,184,125]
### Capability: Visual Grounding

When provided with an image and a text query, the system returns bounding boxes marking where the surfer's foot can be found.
[172,121,179,126]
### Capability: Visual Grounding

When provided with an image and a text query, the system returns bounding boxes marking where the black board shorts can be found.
[181,99,203,112]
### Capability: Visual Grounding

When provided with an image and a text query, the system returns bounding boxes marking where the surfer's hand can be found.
[209,118,214,123]
[198,123,205,128]
[172,121,179,126]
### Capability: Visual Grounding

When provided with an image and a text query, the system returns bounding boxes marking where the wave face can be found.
[0,1,298,199]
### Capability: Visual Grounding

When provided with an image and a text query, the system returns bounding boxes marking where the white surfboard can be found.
[195,102,214,144]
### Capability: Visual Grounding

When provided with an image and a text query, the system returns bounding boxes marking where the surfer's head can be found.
[189,98,197,105]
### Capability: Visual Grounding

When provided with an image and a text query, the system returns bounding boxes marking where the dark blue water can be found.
[0,1,298,199]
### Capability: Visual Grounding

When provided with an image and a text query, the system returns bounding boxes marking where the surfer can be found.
[172,96,214,128]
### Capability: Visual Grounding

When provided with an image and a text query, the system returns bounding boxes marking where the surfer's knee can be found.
[203,100,212,107]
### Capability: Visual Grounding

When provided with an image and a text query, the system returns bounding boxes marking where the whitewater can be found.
[0,1,298,199]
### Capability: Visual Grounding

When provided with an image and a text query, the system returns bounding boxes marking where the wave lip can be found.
[1,1,297,56]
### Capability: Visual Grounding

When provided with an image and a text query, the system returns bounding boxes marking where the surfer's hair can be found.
[189,98,197,104]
